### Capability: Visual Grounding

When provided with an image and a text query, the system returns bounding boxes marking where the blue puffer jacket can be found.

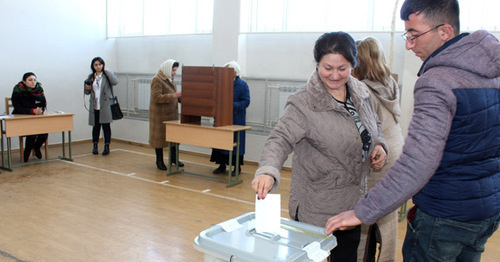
[412,32,500,221]
[355,30,500,224]
[414,87,500,221]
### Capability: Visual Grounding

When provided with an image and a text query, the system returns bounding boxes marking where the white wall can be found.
[110,0,412,167]
[240,32,408,79]
[0,0,116,149]
[0,0,423,168]
[114,34,213,74]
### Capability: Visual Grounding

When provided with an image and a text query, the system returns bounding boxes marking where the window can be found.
[460,0,500,31]
[107,0,214,37]
[240,0,500,33]
[240,0,403,33]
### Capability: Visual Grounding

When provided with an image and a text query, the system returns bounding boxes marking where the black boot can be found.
[102,144,110,155]
[231,166,242,176]
[213,164,226,174]
[33,135,47,159]
[155,148,167,170]
[34,147,42,159]
[92,143,98,154]
[170,146,184,167]
[24,135,36,162]
[23,149,31,163]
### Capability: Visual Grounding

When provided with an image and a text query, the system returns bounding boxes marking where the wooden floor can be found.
[0,140,498,262]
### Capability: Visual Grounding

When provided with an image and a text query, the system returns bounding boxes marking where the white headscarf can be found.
[224,61,241,76]
[160,59,177,82]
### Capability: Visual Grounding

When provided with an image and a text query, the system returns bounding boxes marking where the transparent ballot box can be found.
[194,212,337,262]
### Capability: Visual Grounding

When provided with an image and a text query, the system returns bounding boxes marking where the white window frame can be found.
[107,0,214,38]
[240,0,500,34]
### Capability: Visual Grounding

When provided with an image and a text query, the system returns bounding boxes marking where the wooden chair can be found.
[5,97,49,162]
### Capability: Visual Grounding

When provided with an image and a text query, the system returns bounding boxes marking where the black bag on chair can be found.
[110,96,123,120]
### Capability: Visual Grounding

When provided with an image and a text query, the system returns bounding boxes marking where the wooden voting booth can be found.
[180,66,235,127]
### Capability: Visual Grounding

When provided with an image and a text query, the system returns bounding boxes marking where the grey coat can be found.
[84,69,119,125]
[255,71,386,227]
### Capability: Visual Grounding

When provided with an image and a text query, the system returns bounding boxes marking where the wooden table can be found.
[0,112,74,170]
[164,120,251,187]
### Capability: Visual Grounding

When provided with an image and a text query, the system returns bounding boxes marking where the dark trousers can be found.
[155,146,179,163]
[329,225,361,262]
[296,215,360,262]
[25,134,48,154]
[362,224,381,262]
[92,110,111,144]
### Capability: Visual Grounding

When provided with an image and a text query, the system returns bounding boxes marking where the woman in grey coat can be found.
[252,32,387,262]
[84,57,119,155]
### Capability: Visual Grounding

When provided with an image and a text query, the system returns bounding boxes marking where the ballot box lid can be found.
[194,212,337,262]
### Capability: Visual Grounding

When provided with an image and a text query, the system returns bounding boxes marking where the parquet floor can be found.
[0,140,497,261]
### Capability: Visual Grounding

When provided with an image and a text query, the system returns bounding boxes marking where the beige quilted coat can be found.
[255,71,386,228]
[148,70,179,148]
[357,77,404,262]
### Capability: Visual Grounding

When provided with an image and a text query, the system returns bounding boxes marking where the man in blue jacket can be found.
[325,0,500,261]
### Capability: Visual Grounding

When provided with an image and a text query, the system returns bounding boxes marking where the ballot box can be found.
[193,212,336,262]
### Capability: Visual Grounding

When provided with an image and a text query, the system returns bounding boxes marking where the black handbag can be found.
[110,96,123,120]
[110,85,123,120]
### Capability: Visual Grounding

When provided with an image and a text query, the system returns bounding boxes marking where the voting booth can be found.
[180,66,235,127]
[194,212,336,262]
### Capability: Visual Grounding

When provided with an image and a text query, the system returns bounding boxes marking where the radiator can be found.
[266,84,300,127]
[279,85,298,117]
[136,78,151,110]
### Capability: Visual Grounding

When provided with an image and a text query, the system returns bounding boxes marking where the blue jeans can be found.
[403,206,500,262]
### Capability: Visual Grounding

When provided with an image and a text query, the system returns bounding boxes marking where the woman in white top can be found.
[84,57,119,155]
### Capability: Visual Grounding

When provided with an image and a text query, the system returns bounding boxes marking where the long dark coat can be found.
[149,71,179,148]
[213,76,250,156]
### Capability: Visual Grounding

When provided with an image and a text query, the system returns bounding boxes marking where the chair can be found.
[5,97,48,162]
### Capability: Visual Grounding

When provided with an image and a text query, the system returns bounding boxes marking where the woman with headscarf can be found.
[210,61,251,175]
[149,59,183,170]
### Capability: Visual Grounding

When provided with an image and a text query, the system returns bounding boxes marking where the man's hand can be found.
[325,210,362,235]
[251,174,274,200]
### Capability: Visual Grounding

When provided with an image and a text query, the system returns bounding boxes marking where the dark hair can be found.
[314,32,357,67]
[173,61,179,68]
[90,57,106,74]
[22,72,36,81]
[400,0,460,35]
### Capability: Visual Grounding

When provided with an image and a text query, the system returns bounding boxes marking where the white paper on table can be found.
[255,194,281,234]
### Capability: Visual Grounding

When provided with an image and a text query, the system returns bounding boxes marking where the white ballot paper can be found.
[255,194,281,234]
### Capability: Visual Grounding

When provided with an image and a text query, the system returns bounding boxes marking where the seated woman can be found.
[11,72,48,162]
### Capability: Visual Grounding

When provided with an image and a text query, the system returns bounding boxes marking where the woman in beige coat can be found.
[252,32,388,262]
[149,59,183,170]
[353,37,404,262]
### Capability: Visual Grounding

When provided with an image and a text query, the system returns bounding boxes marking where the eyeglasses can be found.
[401,24,444,44]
